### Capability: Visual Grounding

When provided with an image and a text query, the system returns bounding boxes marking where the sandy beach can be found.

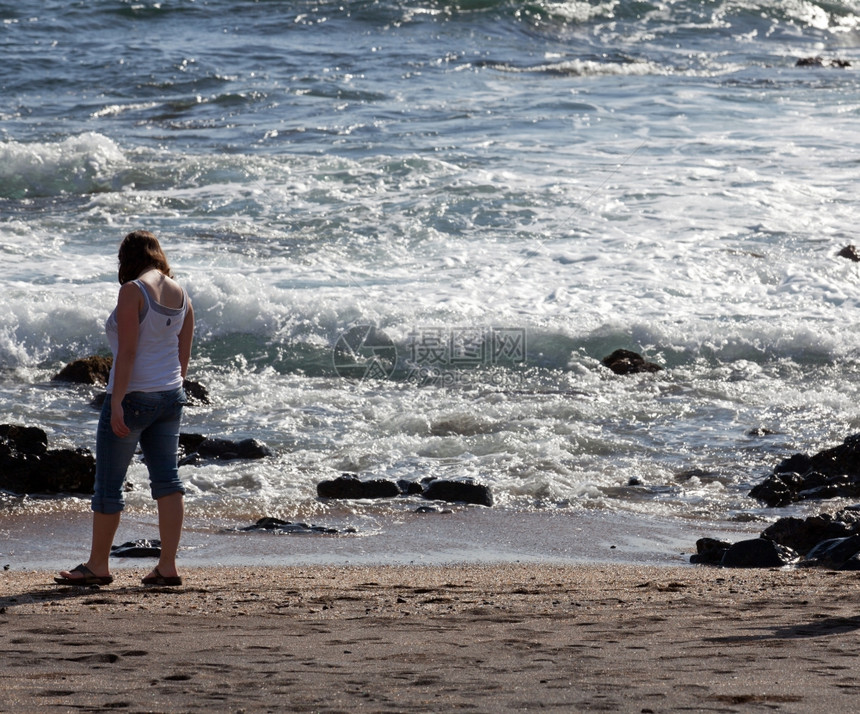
[2,563,860,713]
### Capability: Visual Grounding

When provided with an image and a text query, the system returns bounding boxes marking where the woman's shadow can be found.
[706,615,860,643]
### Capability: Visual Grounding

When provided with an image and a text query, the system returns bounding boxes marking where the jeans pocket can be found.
[122,393,159,431]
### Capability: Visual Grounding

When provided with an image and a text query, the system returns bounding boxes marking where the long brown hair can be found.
[117,230,174,284]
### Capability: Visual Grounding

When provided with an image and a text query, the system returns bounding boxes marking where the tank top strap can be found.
[132,279,151,322]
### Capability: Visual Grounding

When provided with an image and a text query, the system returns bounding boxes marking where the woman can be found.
[56,231,195,587]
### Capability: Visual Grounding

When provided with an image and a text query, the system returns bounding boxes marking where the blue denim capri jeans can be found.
[92,388,187,514]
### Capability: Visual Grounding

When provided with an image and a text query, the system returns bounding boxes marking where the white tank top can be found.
[105,279,188,394]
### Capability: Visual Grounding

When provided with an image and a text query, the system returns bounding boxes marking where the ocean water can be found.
[3,0,860,556]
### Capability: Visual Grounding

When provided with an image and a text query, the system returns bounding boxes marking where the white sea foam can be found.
[0,134,128,199]
[90,102,160,119]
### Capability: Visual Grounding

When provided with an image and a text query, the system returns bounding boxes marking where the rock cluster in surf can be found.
[0,424,95,495]
[695,433,860,569]
[693,508,860,570]
[317,473,494,507]
[601,349,663,375]
[748,434,860,507]
[795,56,851,68]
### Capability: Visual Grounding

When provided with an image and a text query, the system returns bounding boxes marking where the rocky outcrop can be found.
[1,421,270,496]
[689,537,733,565]
[796,56,850,68]
[749,471,860,507]
[837,244,860,262]
[804,536,860,570]
[316,474,494,506]
[749,434,860,506]
[52,356,113,385]
[699,434,860,567]
[718,538,799,569]
[601,349,662,375]
[422,479,493,507]
[760,509,860,555]
[0,424,95,495]
[397,479,425,496]
[317,474,401,499]
[180,380,210,405]
[178,434,272,464]
[0,424,47,454]
[236,517,355,535]
[693,507,860,570]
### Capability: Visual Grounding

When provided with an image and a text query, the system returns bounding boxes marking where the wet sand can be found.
[2,563,860,712]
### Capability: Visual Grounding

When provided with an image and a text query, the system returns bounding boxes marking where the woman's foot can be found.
[141,567,182,586]
[55,563,113,586]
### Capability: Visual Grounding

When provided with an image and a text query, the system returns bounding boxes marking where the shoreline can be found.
[0,504,766,572]
[3,563,860,712]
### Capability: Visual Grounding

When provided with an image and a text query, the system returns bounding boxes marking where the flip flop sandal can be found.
[54,563,114,586]
[141,567,183,587]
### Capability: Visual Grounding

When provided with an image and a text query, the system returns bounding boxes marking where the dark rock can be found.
[237,438,272,459]
[695,507,860,570]
[195,437,238,460]
[792,434,860,476]
[414,505,451,514]
[243,517,293,530]
[52,355,113,385]
[0,446,95,495]
[111,539,161,558]
[761,509,860,555]
[181,379,210,405]
[690,537,732,565]
[675,468,723,484]
[237,517,347,535]
[751,471,860,507]
[317,474,401,499]
[796,56,850,68]
[837,552,860,570]
[421,479,493,507]
[773,452,813,475]
[720,538,798,568]
[601,349,662,376]
[838,244,860,262]
[0,424,48,455]
[179,433,207,454]
[397,479,425,496]
[183,435,272,462]
[750,435,860,506]
[803,535,860,570]
[1,424,94,495]
[748,471,804,507]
